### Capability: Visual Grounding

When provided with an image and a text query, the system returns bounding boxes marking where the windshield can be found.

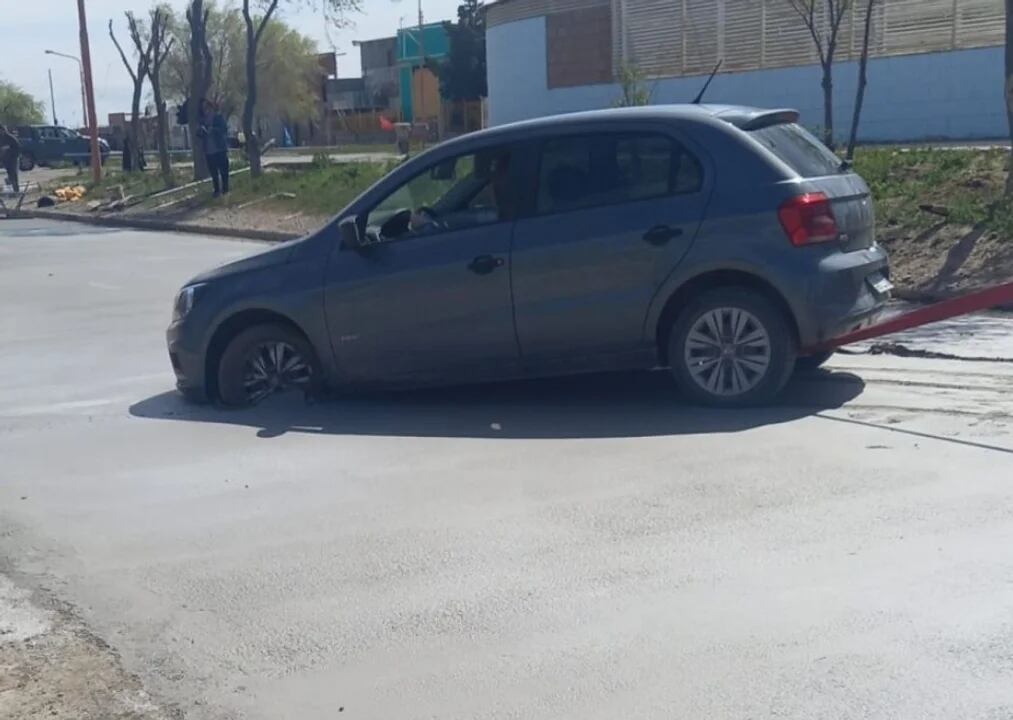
[749,122,843,177]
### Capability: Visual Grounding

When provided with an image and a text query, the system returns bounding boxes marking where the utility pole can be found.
[76,0,101,182]
[415,0,423,129]
[48,70,58,125]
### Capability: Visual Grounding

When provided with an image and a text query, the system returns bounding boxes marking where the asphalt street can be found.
[2,218,1013,720]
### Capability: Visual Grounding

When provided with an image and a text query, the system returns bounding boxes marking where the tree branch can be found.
[109,19,138,83]
[254,0,280,45]
[126,12,154,80]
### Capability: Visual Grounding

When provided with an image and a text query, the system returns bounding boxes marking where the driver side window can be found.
[365,147,513,242]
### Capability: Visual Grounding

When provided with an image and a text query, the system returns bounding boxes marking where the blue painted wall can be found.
[397,23,450,121]
[487,16,1005,142]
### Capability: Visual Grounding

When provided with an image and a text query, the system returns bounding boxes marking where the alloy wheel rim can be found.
[241,341,311,404]
[684,307,771,397]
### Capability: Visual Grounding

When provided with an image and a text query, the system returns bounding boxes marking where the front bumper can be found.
[166,320,208,402]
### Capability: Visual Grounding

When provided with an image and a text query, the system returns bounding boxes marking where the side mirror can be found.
[339,216,365,250]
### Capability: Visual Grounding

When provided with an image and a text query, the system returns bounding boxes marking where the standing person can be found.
[198,98,230,197]
[0,125,22,193]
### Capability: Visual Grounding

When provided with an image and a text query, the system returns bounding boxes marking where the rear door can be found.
[510,129,710,367]
[748,122,874,252]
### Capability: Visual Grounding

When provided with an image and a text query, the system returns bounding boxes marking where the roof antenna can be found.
[691,59,723,104]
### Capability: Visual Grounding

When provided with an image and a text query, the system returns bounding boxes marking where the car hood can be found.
[186,241,296,285]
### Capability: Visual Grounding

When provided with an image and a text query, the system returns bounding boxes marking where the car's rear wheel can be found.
[19,153,35,172]
[216,324,319,407]
[668,287,796,407]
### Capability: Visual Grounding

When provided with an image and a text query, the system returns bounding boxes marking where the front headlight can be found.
[172,283,206,322]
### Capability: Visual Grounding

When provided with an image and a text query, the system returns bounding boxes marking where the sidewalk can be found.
[0,574,174,719]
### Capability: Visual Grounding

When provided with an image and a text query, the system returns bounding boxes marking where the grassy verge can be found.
[84,169,190,200]
[219,161,396,216]
[853,147,1013,293]
[854,147,1013,237]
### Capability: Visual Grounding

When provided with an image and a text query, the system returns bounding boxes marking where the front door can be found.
[510,130,710,367]
[324,145,521,385]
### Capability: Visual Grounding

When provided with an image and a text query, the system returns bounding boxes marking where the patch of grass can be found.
[853,147,1009,234]
[222,161,397,216]
[83,168,184,200]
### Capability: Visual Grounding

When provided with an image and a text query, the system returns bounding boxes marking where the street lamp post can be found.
[44,49,87,130]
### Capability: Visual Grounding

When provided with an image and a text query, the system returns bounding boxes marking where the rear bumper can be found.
[796,244,891,347]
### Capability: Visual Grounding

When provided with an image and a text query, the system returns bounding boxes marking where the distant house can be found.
[395,22,450,125]
[487,0,1006,142]
[358,36,401,113]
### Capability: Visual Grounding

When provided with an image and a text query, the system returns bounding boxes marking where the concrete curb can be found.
[8,208,300,243]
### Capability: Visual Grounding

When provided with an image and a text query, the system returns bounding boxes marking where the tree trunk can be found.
[821,61,834,149]
[242,5,262,178]
[1006,0,1013,195]
[128,81,143,173]
[847,0,876,160]
[153,89,172,186]
[187,0,210,181]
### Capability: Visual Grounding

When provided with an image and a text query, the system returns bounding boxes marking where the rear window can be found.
[748,123,841,177]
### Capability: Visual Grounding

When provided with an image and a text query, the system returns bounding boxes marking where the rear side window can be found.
[748,123,841,177]
[537,133,702,215]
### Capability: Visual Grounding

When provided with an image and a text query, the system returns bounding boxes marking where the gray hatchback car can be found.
[167,104,890,408]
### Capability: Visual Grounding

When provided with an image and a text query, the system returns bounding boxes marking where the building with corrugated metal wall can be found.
[486,0,1005,141]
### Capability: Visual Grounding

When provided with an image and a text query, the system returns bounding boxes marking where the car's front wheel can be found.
[216,324,319,407]
[19,153,35,172]
[668,287,796,407]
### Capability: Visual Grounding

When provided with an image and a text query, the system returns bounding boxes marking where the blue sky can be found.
[4,0,461,128]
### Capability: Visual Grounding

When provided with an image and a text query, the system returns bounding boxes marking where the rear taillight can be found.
[778,193,840,247]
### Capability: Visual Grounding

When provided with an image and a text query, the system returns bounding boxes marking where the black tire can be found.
[19,153,35,172]
[795,350,835,373]
[667,287,797,407]
[216,323,320,407]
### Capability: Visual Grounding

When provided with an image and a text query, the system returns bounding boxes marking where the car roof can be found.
[437,104,799,152]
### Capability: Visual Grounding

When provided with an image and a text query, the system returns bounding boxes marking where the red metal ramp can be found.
[808,280,1013,354]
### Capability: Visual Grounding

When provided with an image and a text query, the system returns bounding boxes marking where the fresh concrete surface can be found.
[2,218,1013,720]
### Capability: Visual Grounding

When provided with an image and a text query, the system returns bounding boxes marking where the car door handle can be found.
[643,225,684,246]
[468,255,504,275]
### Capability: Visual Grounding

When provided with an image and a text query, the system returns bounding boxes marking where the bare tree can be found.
[240,0,359,178]
[1006,0,1013,195]
[786,0,853,149]
[845,0,877,160]
[109,12,156,172]
[241,0,281,178]
[150,6,176,186]
[187,0,213,180]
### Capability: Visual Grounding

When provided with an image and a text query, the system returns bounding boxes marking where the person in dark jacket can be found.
[198,98,230,197]
[0,125,22,193]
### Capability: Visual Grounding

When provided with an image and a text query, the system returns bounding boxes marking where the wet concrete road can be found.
[2,218,1013,720]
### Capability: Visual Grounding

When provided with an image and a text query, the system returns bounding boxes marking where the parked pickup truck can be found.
[13,125,110,171]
